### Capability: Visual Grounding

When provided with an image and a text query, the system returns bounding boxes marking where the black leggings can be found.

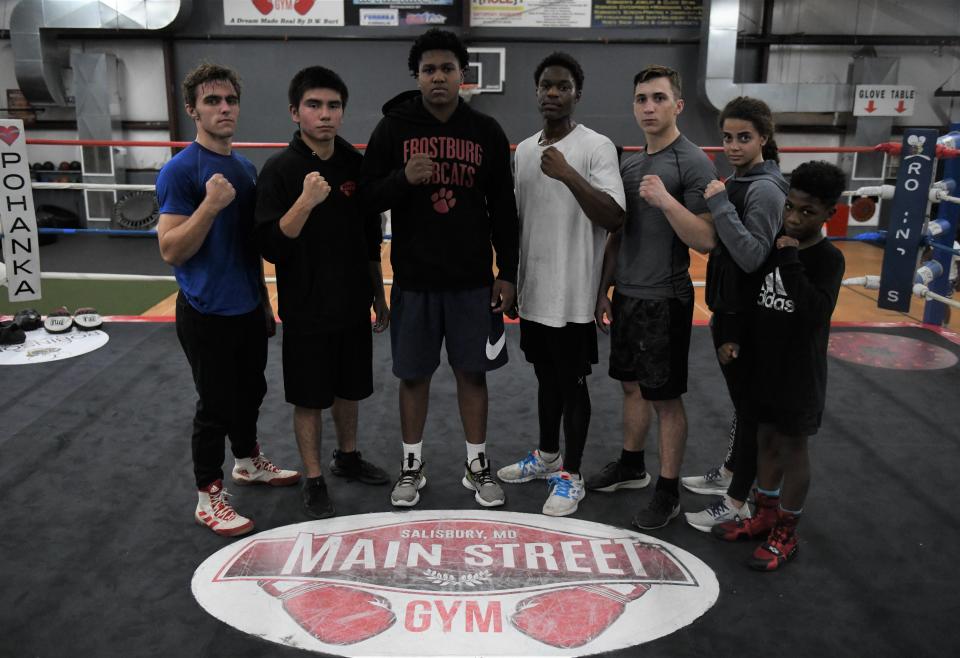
[534,361,591,474]
[176,293,267,489]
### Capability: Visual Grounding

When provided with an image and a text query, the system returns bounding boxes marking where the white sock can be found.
[539,450,560,464]
[402,441,423,468]
[466,442,486,472]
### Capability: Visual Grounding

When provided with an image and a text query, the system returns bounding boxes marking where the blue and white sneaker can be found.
[542,472,585,517]
[497,450,563,483]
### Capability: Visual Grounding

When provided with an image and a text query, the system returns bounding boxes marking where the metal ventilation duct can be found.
[699,0,854,113]
[10,0,189,105]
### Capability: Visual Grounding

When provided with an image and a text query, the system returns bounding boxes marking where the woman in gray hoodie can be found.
[682,96,789,532]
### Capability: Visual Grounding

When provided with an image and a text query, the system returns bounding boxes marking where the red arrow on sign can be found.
[895,100,907,113]
[865,100,877,113]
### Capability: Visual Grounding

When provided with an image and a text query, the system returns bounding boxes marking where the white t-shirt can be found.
[515,124,626,327]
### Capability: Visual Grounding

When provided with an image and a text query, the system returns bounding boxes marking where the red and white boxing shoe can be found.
[195,480,254,537]
[232,445,301,487]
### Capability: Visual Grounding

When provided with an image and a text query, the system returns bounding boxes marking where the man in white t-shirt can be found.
[496,52,626,516]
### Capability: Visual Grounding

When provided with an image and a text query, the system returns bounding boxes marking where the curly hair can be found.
[533,52,584,94]
[790,161,846,206]
[407,28,469,77]
[182,62,241,108]
[719,96,779,164]
[288,66,349,109]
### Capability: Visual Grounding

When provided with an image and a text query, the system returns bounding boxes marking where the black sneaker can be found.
[330,450,389,485]
[301,476,336,519]
[585,460,651,492]
[632,490,680,530]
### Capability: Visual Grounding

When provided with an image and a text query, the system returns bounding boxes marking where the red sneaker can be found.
[195,479,254,537]
[711,491,779,541]
[232,444,300,487]
[748,509,800,571]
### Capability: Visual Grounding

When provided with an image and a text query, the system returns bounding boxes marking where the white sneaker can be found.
[497,450,563,483]
[195,480,254,537]
[232,447,301,487]
[684,495,751,532]
[542,472,585,517]
[681,465,732,495]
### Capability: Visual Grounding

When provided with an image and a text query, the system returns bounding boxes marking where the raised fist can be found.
[301,171,331,207]
[405,152,434,185]
[204,173,236,211]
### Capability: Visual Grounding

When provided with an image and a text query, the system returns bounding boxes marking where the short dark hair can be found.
[407,28,469,77]
[719,96,779,164]
[633,65,681,98]
[182,63,241,108]
[533,52,584,94]
[790,161,846,206]
[288,66,349,109]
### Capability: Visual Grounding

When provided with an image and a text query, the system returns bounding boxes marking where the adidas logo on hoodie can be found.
[756,268,795,313]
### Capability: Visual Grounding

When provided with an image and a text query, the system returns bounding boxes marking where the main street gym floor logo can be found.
[192,511,718,656]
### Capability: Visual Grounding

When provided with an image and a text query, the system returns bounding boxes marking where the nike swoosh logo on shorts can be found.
[485,333,506,360]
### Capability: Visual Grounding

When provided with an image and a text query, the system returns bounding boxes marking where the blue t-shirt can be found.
[156,142,262,315]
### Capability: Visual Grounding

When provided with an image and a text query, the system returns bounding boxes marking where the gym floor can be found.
[2,320,958,656]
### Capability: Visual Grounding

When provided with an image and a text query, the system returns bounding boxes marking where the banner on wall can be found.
[470,0,591,28]
[223,0,345,27]
[348,1,461,26]
[592,0,702,28]
[0,118,41,303]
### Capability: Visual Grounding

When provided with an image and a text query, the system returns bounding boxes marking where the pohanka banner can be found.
[0,118,41,302]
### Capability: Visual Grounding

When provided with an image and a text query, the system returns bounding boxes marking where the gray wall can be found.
[172,39,725,170]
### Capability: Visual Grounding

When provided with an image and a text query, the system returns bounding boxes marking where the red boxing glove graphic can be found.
[258,580,395,645]
[294,0,315,15]
[510,584,650,648]
[251,0,273,15]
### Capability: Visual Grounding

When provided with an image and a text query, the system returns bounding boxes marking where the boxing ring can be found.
[2,130,960,656]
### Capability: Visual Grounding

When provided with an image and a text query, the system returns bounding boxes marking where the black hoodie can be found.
[255,132,381,333]
[359,91,519,291]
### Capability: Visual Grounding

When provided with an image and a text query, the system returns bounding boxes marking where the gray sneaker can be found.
[391,456,426,507]
[681,465,732,495]
[462,454,505,507]
[497,449,562,483]
[684,495,751,532]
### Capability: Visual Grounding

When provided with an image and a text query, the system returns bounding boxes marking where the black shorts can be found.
[390,286,508,380]
[282,320,373,409]
[519,318,598,379]
[746,406,822,437]
[609,292,693,401]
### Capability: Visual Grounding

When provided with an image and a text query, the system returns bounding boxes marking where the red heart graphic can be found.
[339,180,356,197]
[294,0,315,15]
[251,0,273,15]
[0,125,21,146]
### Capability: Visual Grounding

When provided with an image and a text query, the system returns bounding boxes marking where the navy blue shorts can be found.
[389,286,508,380]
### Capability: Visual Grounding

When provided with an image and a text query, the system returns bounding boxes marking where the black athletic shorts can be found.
[609,291,693,400]
[390,286,508,380]
[519,318,598,379]
[282,319,373,409]
[745,406,822,437]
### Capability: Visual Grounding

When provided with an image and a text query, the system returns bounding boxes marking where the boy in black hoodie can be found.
[255,66,390,519]
[360,28,520,509]
[711,161,846,572]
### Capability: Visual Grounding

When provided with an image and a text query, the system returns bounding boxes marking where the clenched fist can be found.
[776,235,799,249]
[300,171,331,208]
[405,152,435,185]
[638,174,673,209]
[704,180,726,200]
[204,173,236,212]
[540,146,573,182]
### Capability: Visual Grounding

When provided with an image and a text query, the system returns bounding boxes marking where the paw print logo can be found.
[431,187,457,214]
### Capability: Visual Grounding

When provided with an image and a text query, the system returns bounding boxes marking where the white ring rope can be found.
[31,182,156,192]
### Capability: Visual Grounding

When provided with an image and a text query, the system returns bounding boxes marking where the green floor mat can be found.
[1,279,178,316]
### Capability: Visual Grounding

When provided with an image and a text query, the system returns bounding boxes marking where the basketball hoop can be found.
[459,84,480,103]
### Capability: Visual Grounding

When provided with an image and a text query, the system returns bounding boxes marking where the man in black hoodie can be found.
[360,28,520,509]
[255,66,390,519]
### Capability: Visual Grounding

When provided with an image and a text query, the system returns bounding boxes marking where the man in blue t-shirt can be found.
[156,63,300,538]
